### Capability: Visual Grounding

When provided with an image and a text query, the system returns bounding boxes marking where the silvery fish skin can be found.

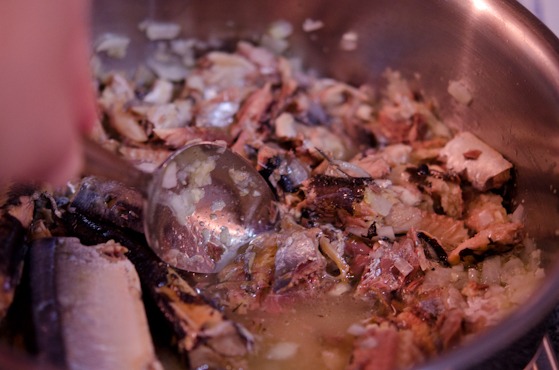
[30,237,162,370]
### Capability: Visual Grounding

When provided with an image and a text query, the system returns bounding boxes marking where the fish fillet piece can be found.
[31,237,162,370]
[439,132,512,191]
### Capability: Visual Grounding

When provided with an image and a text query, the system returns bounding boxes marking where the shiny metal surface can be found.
[83,138,275,273]
[529,336,559,370]
[92,0,559,368]
[83,137,153,197]
[144,142,275,273]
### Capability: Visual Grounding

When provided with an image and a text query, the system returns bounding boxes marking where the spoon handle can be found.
[82,137,152,197]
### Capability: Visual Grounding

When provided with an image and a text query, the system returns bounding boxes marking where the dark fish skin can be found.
[416,231,450,267]
[65,209,171,287]
[71,177,144,234]
[0,184,36,210]
[64,210,192,315]
[300,175,372,227]
[67,177,180,294]
[28,238,66,368]
[0,214,27,321]
[309,175,371,209]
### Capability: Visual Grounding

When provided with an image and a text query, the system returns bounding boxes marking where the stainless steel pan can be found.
[92,1,559,368]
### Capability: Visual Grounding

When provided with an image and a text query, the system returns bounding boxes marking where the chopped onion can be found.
[384,203,422,234]
[448,80,473,105]
[481,256,501,285]
[143,101,192,129]
[355,104,373,121]
[162,162,178,189]
[220,227,232,247]
[90,55,103,79]
[286,159,310,187]
[135,162,158,173]
[393,257,413,276]
[374,179,392,189]
[261,20,293,54]
[500,256,524,285]
[347,323,367,336]
[468,267,480,282]
[147,59,188,82]
[203,101,239,128]
[382,144,412,165]
[367,191,393,216]
[447,286,466,308]
[332,160,371,178]
[476,209,495,230]
[376,225,395,240]
[328,283,351,296]
[143,79,174,104]
[392,185,421,206]
[140,21,181,40]
[266,342,299,360]
[340,31,358,51]
[302,19,324,32]
[275,112,298,138]
[165,188,201,224]
[109,110,149,143]
[268,20,293,39]
[211,200,226,212]
[170,38,197,56]
[422,267,452,291]
[95,33,130,59]
[359,337,378,349]
[510,204,525,224]
[321,349,346,370]
[416,246,431,271]
[261,35,289,54]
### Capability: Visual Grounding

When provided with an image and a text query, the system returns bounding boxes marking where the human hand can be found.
[0,0,96,185]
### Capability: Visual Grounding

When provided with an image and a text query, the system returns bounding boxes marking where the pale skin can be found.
[0,0,96,185]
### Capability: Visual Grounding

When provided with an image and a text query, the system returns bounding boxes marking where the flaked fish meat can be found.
[0,22,545,370]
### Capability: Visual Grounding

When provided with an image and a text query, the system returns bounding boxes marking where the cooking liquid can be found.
[229,295,372,370]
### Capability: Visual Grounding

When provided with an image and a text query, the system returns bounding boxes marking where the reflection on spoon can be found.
[83,138,276,273]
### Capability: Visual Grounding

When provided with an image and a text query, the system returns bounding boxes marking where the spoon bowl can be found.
[83,138,276,273]
[145,142,276,273]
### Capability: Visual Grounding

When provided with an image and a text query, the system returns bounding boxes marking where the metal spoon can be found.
[83,138,276,273]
